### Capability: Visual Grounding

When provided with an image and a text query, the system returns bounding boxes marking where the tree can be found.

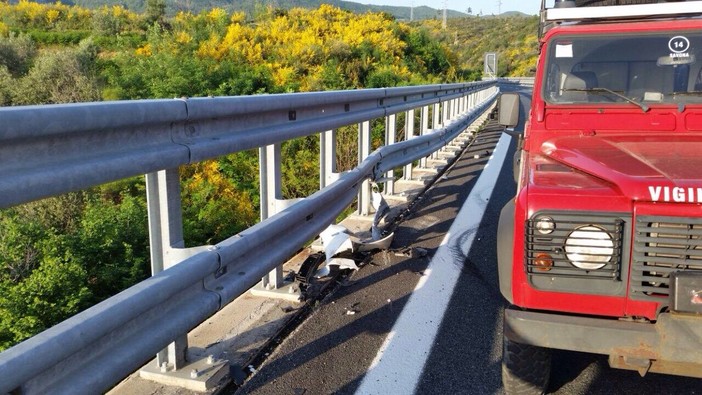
[0,66,12,105]
[93,7,121,35]
[145,0,166,26]
[0,258,92,350]
[70,192,150,301]
[181,160,257,245]
[13,46,100,105]
[0,33,37,77]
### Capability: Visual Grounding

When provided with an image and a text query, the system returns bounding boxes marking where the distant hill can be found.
[336,2,467,20]
[6,0,526,20]
[500,11,531,17]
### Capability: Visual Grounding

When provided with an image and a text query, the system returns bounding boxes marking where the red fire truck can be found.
[497,0,702,393]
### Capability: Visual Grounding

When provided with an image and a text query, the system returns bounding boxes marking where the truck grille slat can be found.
[634,252,702,265]
[631,216,702,301]
[637,226,702,236]
[635,236,702,247]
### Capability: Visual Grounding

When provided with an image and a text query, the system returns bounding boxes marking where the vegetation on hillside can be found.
[448,15,539,77]
[19,0,470,20]
[0,0,538,351]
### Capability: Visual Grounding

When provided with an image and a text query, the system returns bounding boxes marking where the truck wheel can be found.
[575,0,663,6]
[502,336,551,395]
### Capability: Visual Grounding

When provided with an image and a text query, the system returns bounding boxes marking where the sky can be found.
[355,0,543,16]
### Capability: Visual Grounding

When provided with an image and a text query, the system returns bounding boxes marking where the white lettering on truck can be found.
[649,186,702,203]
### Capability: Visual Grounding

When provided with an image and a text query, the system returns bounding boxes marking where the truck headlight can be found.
[535,216,555,235]
[565,225,613,270]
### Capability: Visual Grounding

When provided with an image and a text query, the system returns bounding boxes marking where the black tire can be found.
[575,0,669,6]
[502,335,551,395]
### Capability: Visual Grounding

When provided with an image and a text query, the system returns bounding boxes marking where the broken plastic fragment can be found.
[313,265,330,278]
[327,257,359,271]
[314,224,356,277]
[320,226,353,262]
[355,233,394,252]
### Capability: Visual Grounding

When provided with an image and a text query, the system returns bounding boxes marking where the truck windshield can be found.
[544,31,702,106]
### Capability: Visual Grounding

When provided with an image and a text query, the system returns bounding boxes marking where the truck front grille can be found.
[525,214,624,280]
[631,216,702,301]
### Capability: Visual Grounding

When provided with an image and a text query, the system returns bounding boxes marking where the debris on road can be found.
[393,247,429,258]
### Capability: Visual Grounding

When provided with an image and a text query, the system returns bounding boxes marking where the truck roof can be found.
[545,2,702,23]
[539,1,702,38]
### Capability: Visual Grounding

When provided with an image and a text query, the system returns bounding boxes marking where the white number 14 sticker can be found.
[669,36,690,54]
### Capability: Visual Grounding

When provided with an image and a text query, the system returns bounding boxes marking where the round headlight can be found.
[535,217,555,235]
[565,225,613,270]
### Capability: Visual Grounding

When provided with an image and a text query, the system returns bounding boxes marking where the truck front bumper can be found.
[504,307,702,377]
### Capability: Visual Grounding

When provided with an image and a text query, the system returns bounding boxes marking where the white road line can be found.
[355,133,512,395]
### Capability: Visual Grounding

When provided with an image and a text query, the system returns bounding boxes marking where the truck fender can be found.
[497,198,515,304]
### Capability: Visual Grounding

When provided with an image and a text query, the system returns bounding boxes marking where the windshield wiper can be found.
[564,87,649,113]
[670,91,702,96]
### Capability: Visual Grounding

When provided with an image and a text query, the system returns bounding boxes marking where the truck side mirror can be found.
[498,93,520,128]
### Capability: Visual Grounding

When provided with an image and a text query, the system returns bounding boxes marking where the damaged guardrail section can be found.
[0,81,497,394]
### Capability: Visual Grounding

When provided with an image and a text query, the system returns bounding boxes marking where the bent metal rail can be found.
[0,81,498,394]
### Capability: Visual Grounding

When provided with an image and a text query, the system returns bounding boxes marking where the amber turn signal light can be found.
[534,253,553,272]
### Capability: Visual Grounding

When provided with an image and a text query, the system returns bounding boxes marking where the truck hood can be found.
[541,135,702,203]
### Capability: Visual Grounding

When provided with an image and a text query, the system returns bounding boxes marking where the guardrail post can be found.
[431,103,442,159]
[144,169,189,371]
[252,144,301,301]
[261,144,282,221]
[141,169,227,388]
[402,109,415,181]
[441,97,450,126]
[139,168,227,387]
[419,105,430,168]
[357,120,372,215]
[433,102,442,129]
[320,130,339,189]
[384,115,396,195]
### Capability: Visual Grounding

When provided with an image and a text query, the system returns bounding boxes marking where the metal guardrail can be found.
[498,77,535,86]
[0,81,498,394]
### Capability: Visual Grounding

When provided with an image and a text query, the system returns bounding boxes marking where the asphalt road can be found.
[235,86,702,395]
